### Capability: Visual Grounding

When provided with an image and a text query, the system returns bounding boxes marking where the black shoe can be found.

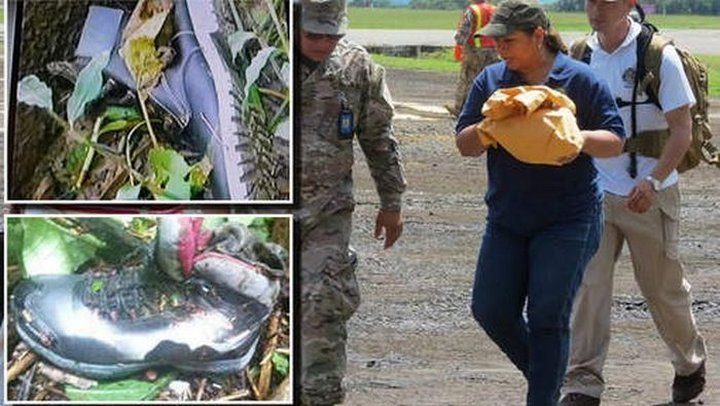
[559,393,601,406]
[10,264,270,379]
[672,362,706,403]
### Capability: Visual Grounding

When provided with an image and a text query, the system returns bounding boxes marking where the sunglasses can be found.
[303,32,345,41]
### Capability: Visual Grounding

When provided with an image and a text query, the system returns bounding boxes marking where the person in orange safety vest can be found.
[448,0,500,117]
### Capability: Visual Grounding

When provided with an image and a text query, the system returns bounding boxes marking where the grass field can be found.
[372,49,720,97]
[349,7,720,31]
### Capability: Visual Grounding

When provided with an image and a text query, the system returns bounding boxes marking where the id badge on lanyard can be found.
[338,91,354,140]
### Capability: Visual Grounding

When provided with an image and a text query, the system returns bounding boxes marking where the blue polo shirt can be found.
[456,53,625,234]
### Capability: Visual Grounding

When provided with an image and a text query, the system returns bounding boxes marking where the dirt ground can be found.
[344,68,720,405]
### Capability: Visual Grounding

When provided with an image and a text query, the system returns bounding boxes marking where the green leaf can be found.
[103,105,141,121]
[246,84,266,121]
[125,37,165,91]
[227,30,258,63]
[18,75,54,112]
[243,47,276,98]
[160,173,191,200]
[187,156,213,195]
[128,218,157,240]
[21,218,105,277]
[249,218,272,242]
[67,51,110,128]
[149,147,190,185]
[148,147,193,200]
[7,219,24,267]
[65,373,175,401]
[67,144,90,177]
[226,217,256,226]
[201,217,227,230]
[91,280,104,293]
[272,351,289,379]
[98,119,136,136]
[115,183,142,200]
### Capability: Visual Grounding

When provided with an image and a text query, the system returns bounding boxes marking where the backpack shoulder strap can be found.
[569,35,592,64]
[637,23,671,107]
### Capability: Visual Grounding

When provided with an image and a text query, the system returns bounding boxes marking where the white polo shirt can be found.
[587,20,695,196]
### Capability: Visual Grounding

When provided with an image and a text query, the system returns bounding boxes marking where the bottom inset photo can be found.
[4,215,291,403]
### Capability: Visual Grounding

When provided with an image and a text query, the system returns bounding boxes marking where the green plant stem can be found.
[125,121,147,186]
[75,116,104,189]
[264,0,288,53]
[258,87,287,100]
[49,110,71,132]
[138,92,158,147]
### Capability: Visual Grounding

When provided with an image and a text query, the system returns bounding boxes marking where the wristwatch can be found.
[645,175,662,192]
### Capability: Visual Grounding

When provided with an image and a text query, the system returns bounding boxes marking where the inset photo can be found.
[4,215,292,403]
[5,0,291,203]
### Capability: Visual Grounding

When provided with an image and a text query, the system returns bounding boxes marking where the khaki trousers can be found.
[454,46,499,113]
[563,184,707,398]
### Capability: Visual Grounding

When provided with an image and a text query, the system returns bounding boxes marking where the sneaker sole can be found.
[186,0,250,200]
[15,321,260,380]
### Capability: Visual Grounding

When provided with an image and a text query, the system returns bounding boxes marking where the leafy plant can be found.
[17,75,68,129]
[67,51,110,130]
[19,218,105,277]
[120,0,174,148]
[226,0,290,199]
[272,351,289,379]
[65,373,175,401]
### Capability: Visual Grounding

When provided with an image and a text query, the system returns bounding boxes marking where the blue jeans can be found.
[471,211,602,406]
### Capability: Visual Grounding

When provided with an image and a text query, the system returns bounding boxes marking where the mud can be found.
[345,68,720,405]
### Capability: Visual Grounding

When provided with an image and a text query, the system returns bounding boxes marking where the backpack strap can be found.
[627,23,658,178]
[569,35,592,64]
[640,30,672,109]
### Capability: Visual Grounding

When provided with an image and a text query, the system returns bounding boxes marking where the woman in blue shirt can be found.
[455,1,625,405]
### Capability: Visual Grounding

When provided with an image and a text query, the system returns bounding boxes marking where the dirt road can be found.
[345,68,720,405]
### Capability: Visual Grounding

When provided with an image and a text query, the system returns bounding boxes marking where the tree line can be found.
[349,0,720,14]
[555,0,719,14]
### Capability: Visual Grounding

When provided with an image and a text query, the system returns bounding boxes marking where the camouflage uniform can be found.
[452,2,500,115]
[299,3,407,401]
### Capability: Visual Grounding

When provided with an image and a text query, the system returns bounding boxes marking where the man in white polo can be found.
[561,0,708,404]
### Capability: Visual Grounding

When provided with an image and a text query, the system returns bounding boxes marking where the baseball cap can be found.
[478,0,550,37]
[301,0,349,35]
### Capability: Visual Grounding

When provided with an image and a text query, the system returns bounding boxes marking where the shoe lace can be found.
[80,266,190,322]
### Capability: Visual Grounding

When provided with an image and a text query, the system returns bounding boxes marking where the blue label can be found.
[338,109,354,140]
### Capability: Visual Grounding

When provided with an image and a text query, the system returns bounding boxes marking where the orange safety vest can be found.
[467,3,496,49]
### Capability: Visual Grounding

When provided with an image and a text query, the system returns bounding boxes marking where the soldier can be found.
[298,0,407,404]
[448,0,500,117]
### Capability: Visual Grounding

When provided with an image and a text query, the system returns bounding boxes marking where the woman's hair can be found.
[519,25,569,55]
[545,27,569,54]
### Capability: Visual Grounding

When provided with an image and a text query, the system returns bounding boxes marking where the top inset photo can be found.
[5,0,291,203]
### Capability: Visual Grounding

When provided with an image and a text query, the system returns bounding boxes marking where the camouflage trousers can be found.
[300,211,360,405]
[453,46,500,113]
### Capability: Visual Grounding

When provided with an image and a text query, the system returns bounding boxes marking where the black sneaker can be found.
[672,362,706,403]
[559,393,601,406]
[10,263,270,379]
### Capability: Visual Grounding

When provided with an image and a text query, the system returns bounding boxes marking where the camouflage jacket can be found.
[299,39,406,226]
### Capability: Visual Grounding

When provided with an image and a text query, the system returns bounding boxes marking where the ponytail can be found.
[544,27,568,55]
